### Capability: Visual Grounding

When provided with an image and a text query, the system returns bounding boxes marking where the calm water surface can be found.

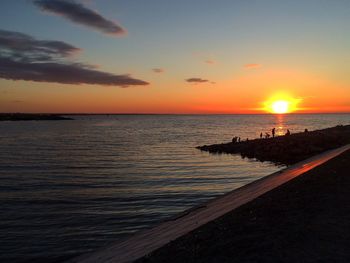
[0,114,349,262]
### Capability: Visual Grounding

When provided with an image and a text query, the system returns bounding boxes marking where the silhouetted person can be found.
[265,132,270,139]
[246,138,249,141]
[238,137,241,143]
[272,128,276,138]
[260,132,263,139]
[232,136,238,143]
[285,129,291,136]
[304,128,308,133]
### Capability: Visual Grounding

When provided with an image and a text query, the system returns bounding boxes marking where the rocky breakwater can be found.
[197,125,350,165]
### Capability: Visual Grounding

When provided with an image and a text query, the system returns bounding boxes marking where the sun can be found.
[263,93,301,114]
[271,100,289,114]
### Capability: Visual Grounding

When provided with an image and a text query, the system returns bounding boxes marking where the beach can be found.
[2,1,350,262]
[138,147,350,262]
[0,0,350,263]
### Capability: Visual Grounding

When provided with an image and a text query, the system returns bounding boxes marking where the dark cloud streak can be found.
[33,0,126,36]
[0,30,80,60]
[0,57,148,86]
[186,78,209,83]
[0,30,148,86]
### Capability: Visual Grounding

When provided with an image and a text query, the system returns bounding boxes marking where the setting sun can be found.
[271,100,289,114]
[263,93,301,114]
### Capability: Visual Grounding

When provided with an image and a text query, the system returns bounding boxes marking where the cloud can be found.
[0,30,80,60]
[186,78,210,83]
[152,68,164,73]
[0,30,148,86]
[33,0,126,36]
[0,57,148,86]
[204,60,215,65]
[244,63,261,69]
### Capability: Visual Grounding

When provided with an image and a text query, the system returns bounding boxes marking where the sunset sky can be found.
[1,0,349,113]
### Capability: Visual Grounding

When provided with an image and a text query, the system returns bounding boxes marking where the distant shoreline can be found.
[0,112,349,116]
[0,113,73,121]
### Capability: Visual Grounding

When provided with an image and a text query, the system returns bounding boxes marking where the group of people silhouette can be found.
[260,128,291,139]
[232,136,250,143]
[232,127,311,144]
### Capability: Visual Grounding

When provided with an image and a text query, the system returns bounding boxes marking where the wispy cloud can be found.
[152,68,164,73]
[204,59,215,65]
[244,63,261,69]
[33,0,126,36]
[186,78,210,83]
[0,30,148,86]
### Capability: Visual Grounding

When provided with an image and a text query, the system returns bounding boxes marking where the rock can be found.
[197,125,350,165]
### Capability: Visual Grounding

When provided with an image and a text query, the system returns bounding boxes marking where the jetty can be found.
[197,125,350,165]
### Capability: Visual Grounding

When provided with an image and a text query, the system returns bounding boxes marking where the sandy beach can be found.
[139,148,350,262]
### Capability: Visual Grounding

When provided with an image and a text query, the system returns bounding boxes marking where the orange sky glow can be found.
[1,66,349,114]
[1,1,349,114]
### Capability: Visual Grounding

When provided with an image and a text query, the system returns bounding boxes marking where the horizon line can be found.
[1,112,350,115]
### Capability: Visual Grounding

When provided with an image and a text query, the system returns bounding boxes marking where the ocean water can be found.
[0,114,349,262]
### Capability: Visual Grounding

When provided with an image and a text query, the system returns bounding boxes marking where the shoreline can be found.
[71,144,350,263]
[139,146,350,262]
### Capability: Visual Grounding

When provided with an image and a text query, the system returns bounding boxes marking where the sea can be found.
[1,114,349,262]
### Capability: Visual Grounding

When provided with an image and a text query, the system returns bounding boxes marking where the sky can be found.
[0,0,349,114]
